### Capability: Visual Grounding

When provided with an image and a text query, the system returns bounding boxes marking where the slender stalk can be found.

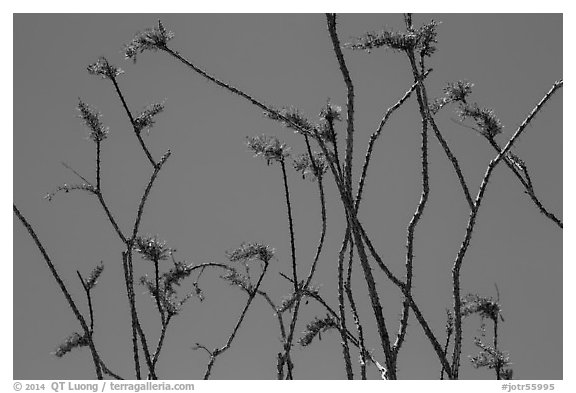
[96,140,102,191]
[326,13,355,198]
[302,288,387,377]
[14,205,103,380]
[280,159,298,293]
[127,251,156,379]
[131,150,171,241]
[337,212,354,379]
[203,260,271,379]
[281,135,328,379]
[76,272,95,333]
[356,70,432,210]
[494,317,500,380]
[392,61,431,361]
[121,251,141,379]
[487,137,562,228]
[100,360,124,380]
[344,239,367,379]
[109,76,156,167]
[153,257,165,325]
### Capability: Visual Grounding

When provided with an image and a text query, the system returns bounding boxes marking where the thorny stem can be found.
[280,134,328,379]
[450,80,562,379]
[392,59,431,362]
[302,288,387,377]
[337,212,355,379]
[440,311,453,380]
[203,260,271,379]
[494,317,500,380]
[109,75,156,168]
[153,257,165,325]
[280,159,298,293]
[122,251,141,379]
[255,290,290,380]
[100,360,124,380]
[13,205,103,380]
[96,140,102,191]
[400,20,475,211]
[96,192,127,244]
[344,239,368,379]
[76,271,95,334]
[487,137,562,228]
[357,224,453,378]
[128,251,156,379]
[131,150,172,241]
[278,158,298,380]
[151,314,173,371]
[355,70,432,210]
[326,13,355,199]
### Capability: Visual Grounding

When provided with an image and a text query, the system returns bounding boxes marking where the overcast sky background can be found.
[13,14,562,380]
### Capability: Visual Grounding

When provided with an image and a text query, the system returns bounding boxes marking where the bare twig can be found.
[13,205,103,379]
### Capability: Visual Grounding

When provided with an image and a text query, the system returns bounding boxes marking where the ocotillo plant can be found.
[14,14,562,380]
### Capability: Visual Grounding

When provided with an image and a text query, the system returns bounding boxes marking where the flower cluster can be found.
[461,294,503,322]
[292,151,329,181]
[124,20,174,63]
[53,332,89,358]
[246,135,290,165]
[140,259,203,317]
[226,242,275,265]
[316,102,342,143]
[86,57,124,80]
[347,20,440,56]
[469,337,513,379]
[133,235,173,262]
[221,269,254,295]
[458,103,503,139]
[265,106,315,135]
[134,102,166,133]
[85,261,104,290]
[430,80,474,114]
[77,99,109,142]
[44,183,97,202]
[298,314,338,347]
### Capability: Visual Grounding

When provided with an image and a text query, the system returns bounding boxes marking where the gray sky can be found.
[13,14,562,380]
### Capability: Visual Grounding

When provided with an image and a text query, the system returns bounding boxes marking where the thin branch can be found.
[13,205,103,379]
[344,239,367,379]
[203,260,271,379]
[76,271,95,333]
[450,79,562,378]
[356,69,432,210]
[450,116,562,228]
[109,75,156,167]
[280,135,328,379]
[99,360,124,380]
[96,140,102,191]
[327,13,355,198]
[280,159,298,293]
[131,150,171,241]
[61,162,92,185]
[392,63,431,361]
[95,192,127,244]
[121,251,141,379]
[487,137,562,228]
[409,55,475,210]
[336,213,354,379]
